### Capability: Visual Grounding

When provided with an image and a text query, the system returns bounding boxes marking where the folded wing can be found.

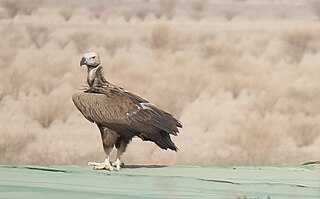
[72,88,182,150]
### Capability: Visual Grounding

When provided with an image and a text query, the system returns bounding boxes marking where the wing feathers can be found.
[134,105,181,136]
[73,88,182,150]
[141,131,178,151]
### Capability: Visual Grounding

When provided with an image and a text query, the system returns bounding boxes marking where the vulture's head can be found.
[80,52,100,67]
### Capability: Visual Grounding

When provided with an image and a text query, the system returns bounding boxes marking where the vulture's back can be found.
[72,88,182,150]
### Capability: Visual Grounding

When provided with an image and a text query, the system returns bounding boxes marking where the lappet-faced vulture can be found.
[72,52,182,170]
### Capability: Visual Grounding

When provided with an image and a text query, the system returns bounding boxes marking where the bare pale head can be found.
[80,52,100,67]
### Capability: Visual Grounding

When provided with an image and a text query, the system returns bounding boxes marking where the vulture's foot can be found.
[111,159,124,171]
[88,161,115,171]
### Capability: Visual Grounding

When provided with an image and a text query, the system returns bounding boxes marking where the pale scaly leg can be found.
[112,137,131,171]
[88,148,115,171]
[88,126,118,171]
[112,147,124,171]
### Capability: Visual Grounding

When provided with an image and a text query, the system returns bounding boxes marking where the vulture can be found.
[72,52,182,171]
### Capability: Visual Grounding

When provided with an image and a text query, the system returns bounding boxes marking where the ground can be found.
[1,164,319,199]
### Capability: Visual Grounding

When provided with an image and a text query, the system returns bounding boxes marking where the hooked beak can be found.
[80,57,87,67]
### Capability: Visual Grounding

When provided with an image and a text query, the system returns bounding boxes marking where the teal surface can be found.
[0,165,319,199]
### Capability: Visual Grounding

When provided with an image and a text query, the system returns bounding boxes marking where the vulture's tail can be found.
[150,131,178,151]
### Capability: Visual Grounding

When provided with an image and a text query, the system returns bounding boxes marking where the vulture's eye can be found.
[92,56,96,59]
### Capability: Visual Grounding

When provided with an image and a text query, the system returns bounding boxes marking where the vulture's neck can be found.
[87,65,109,88]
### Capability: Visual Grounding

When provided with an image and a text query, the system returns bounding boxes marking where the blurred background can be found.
[0,0,319,166]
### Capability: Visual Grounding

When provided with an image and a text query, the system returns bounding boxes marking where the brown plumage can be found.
[72,52,182,170]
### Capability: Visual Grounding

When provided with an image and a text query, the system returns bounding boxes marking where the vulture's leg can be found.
[88,126,118,171]
[112,137,131,171]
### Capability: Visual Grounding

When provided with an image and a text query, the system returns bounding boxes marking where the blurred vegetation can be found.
[0,0,319,165]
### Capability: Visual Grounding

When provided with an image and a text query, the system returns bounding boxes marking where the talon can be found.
[88,162,99,166]
[88,161,115,171]
[112,159,124,171]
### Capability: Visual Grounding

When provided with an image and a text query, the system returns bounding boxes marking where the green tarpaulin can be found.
[0,164,319,199]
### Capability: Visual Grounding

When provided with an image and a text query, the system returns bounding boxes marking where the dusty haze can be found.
[0,0,319,166]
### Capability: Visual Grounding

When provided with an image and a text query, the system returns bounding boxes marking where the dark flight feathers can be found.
[72,86,182,151]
